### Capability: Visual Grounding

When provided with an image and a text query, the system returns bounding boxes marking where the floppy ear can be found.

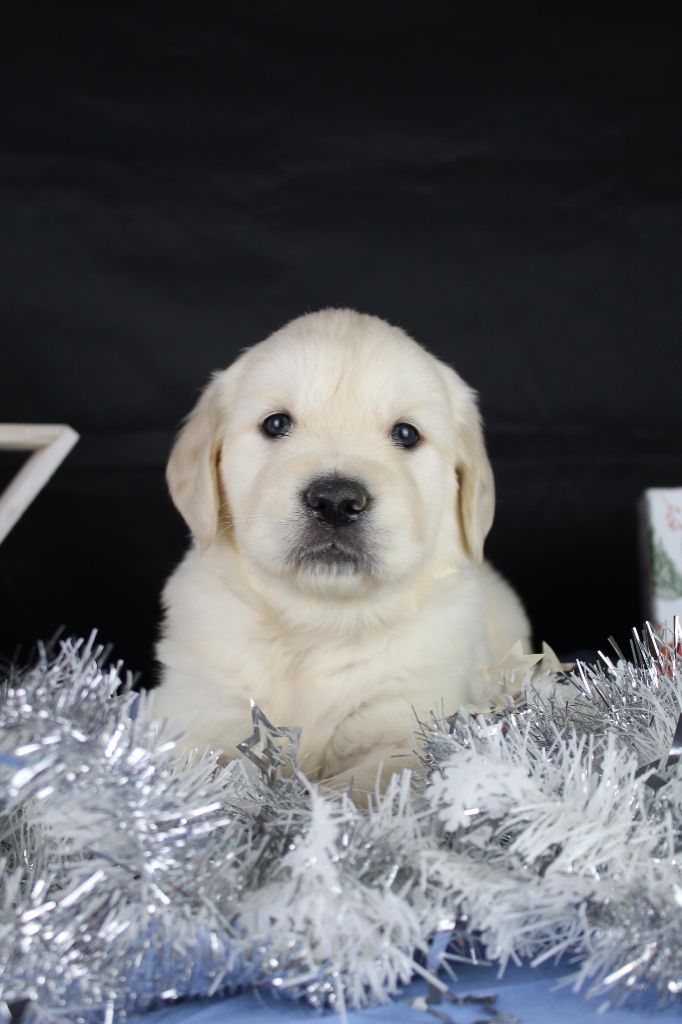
[166,374,225,552]
[439,363,495,564]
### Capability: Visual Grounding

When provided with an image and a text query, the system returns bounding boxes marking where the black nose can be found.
[303,476,370,527]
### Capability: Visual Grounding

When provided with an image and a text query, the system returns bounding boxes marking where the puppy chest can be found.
[253,635,380,722]
[252,620,457,730]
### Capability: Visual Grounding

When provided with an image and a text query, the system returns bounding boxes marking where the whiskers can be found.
[212,502,291,544]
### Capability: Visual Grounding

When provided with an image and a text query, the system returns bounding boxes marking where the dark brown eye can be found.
[261,413,293,438]
[390,422,420,448]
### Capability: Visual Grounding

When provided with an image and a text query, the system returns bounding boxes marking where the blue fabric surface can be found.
[130,961,682,1024]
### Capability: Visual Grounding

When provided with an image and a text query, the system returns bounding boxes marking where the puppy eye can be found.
[261,412,293,438]
[390,422,420,448]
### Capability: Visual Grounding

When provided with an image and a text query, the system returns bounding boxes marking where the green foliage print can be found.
[651,530,682,599]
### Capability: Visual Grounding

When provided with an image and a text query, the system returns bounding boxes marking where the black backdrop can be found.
[1,3,680,683]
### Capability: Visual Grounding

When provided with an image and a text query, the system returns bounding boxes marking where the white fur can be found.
[153,309,530,797]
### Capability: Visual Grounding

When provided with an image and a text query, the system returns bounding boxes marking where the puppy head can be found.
[167,310,494,600]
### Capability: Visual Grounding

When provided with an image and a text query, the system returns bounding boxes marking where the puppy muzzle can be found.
[288,474,376,574]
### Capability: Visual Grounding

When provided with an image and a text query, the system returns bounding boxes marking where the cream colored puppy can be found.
[154,309,530,796]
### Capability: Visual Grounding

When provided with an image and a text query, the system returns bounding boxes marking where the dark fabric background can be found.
[1,3,680,682]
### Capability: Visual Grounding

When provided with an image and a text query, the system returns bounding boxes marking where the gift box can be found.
[641,487,682,630]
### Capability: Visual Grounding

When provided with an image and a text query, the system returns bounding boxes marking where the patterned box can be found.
[641,487,682,630]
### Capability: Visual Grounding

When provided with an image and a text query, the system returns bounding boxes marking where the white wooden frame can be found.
[0,424,79,545]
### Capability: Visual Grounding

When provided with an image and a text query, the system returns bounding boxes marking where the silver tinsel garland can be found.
[1,625,682,1022]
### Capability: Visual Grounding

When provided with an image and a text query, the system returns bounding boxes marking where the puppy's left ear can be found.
[439,362,495,564]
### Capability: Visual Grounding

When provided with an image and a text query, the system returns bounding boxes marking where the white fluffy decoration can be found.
[1,624,682,1022]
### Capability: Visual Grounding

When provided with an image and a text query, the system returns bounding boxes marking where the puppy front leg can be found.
[149,674,253,763]
[323,746,420,807]
[321,696,425,805]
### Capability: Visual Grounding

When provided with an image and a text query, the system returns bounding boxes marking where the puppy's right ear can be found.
[167,373,225,552]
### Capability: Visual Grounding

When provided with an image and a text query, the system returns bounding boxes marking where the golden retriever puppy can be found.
[154,309,530,797]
